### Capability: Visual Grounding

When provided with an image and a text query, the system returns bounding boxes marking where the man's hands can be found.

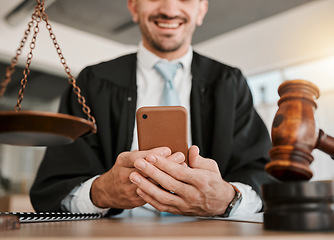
[91,145,234,216]
[90,147,185,210]
[129,145,235,216]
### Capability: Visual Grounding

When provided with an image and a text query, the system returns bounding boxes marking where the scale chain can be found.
[0,18,35,98]
[0,0,96,131]
[15,8,41,112]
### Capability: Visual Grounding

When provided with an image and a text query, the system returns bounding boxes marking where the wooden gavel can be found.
[265,79,334,181]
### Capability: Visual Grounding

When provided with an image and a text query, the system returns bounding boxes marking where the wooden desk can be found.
[1,216,334,240]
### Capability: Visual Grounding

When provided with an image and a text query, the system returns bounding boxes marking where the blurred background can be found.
[0,0,334,210]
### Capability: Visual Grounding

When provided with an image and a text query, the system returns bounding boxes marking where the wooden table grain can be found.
[2,216,334,240]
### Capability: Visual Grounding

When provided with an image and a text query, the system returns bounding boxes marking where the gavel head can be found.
[265,79,320,181]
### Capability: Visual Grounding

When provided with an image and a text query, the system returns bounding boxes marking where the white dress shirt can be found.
[61,42,262,216]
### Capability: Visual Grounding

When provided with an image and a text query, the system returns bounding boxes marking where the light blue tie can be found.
[152,62,181,216]
[154,61,182,106]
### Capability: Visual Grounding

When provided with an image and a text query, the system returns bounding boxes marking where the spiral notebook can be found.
[0,211,102,223]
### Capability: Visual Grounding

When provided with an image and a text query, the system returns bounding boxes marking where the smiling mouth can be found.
[150,14,186,30]
[155,21,181,29]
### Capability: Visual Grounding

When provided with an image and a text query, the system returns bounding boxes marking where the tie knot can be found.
[154,61,182,82]
[154,61,182,106]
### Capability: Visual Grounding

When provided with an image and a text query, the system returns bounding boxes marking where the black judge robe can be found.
[30,52,275,215]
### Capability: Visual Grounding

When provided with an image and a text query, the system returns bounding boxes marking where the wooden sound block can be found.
[262,180,334,231]
[0,215,20,231]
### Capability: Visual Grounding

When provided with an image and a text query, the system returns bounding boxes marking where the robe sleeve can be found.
[223,68,276,196]
[29,66,124,216]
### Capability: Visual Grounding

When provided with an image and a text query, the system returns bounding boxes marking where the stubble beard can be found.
[148,35,185,53]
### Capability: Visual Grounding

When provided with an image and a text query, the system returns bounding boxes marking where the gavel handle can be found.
[316,129,334,158]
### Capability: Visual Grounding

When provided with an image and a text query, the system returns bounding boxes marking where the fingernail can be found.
[137,188,146,197]
[174,152,185,163]
[146,155,157,163]
[160,148,170,156]
[130,174,141,184]
[134,160,146,170]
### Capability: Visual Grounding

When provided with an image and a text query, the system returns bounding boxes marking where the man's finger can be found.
[136,188,183,215]
[166,151,186,164]
[118,147,172,168]
[188,145,219,172]
[129,171,185,211]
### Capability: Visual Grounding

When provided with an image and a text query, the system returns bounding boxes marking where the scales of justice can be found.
[0,0,333,232]
[0,0,97,146]
[0,0,96,230]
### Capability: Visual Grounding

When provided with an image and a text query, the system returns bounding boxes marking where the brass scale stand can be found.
[0,0,96,230]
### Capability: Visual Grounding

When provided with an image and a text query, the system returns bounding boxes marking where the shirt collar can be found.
[137,41,193,71]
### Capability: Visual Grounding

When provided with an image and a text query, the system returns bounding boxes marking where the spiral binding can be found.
[0,212,102,223]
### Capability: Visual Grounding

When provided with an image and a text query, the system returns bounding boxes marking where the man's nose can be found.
[158,0,180,18]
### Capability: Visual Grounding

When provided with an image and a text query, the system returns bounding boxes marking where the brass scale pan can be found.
[0,110,95,146]
[0,0,96,146]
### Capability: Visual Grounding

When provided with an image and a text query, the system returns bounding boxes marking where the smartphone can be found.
[136,106,188,163]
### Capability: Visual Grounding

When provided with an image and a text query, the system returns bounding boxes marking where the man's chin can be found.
[152,41,183,53]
